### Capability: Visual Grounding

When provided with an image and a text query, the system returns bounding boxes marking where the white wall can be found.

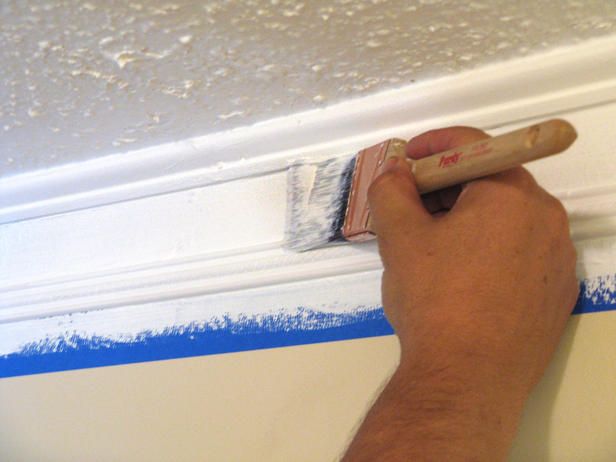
[2,314,615,461]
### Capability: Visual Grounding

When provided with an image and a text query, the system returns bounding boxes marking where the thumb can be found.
[368,156,432,248]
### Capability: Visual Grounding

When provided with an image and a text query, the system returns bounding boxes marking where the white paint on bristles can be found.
[285,155,355,251]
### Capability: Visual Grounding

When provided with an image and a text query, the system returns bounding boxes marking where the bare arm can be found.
[343,127,579,461]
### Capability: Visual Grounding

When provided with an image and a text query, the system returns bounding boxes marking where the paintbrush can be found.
[285,119,577,251]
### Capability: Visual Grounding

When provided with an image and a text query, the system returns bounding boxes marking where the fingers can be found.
[368,157,432,248]
[406,126,490,160]
[406,127,491,213]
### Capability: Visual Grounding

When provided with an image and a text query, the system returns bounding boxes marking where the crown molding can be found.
[2,36,616,225]
[2,37,616,326]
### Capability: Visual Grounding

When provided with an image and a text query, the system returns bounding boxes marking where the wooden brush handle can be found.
[410,119,577,194]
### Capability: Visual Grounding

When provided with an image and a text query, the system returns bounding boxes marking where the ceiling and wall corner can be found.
[1,0,616,177]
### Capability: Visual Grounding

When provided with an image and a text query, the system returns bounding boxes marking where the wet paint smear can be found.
[1,273,615,379]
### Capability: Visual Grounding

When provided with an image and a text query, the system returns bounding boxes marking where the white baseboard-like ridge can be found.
[2,187,616,323]
[2,35,616,330]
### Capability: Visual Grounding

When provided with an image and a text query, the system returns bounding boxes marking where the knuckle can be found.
[435,126,490,144]
[451,126,491,144]
[516,166,534,180]
[509,167,537,188]
[367,176,386,204]
[547,196,570,228]
[490,181,530,208]
[476,168,537,205]
[506,183,530,203]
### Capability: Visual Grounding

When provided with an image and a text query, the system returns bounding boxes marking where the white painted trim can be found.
[2,36,616,225]
[0,245,379,323]
[1,183,616,324]
[3,37,616,327]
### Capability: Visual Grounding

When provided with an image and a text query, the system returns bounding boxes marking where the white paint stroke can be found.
[0,270,383,357]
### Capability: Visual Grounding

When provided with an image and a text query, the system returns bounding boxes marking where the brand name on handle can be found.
[438,151,463,167]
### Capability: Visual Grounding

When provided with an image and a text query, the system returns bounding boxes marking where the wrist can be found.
[392,355,526,460]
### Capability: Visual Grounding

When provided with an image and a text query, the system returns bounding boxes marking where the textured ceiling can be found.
[2,0,616,177]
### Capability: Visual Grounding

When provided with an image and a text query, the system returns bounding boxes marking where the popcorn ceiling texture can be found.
[1,0,616,176]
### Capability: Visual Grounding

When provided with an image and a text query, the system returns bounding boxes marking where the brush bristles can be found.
[284,155,356,252]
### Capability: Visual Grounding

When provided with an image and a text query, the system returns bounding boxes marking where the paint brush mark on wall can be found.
[574,273,616,314]
[0,306,392,378]
[0,273,615,379]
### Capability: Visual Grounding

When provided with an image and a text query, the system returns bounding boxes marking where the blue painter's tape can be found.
[573,274,616,315]
[0,308,394,379]
[1,274,615,379]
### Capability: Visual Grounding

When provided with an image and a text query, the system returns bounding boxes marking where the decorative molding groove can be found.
[1,186,616,324]
[0,244,381,323]
[566,184,616,242]
[2,36,616,225]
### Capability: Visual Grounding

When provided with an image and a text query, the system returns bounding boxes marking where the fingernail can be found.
[382,156,399,173]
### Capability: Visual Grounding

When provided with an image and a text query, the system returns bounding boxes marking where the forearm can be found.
[343,357,524,462]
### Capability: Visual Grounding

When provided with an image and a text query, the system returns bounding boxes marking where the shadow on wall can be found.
[509,316,580,461]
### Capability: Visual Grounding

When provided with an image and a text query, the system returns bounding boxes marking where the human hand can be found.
[356,126,578,459]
